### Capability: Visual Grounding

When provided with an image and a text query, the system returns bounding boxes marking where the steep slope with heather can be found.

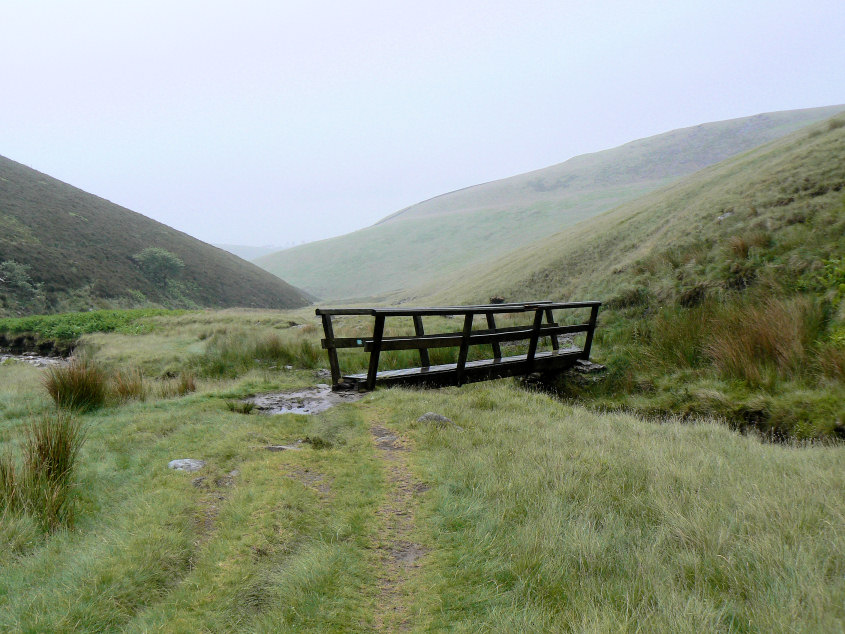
[0,156,312,315]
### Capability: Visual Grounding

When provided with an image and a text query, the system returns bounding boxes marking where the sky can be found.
[1,0,843,248]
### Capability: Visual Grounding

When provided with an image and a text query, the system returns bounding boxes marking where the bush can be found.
[43,359,109,412]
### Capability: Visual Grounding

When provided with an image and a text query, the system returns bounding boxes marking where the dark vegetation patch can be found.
[0,154,312,316]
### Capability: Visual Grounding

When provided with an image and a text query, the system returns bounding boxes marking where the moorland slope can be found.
[257,105,844,300]
[401,113,845,437]
[0,156,312,315]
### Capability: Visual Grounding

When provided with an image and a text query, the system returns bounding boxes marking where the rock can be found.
[572,360,606,374]
[416,412,463,431]
[284,365,293,370]
[168,458,206,472]
[265,444,302,451]
[315,369,331,378]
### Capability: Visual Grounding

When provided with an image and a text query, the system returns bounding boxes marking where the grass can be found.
[396,113,845,439]
[1,411,85,533]
[43,359,109,413]
[257,105,844,300]
[0,309,842,630]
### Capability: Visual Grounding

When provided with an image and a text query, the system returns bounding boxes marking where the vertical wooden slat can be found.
[525,308,545,370]
[485,312,502,359]
[320,313,341,386]
[455,313,474,385]
[581,304,600,360]
[366,314,386,391]
[545,308,559,351]
[412,315,430,367]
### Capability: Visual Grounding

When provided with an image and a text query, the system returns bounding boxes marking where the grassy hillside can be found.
[403,114,845,437]
[213,244,285,261]
[0,309,841,630]
[256,105,844,300]
[0,155,312,316]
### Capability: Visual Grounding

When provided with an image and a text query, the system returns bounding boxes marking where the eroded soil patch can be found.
[246,384,361,415]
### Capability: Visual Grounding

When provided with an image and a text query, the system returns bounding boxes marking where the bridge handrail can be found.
[316,300,600,390]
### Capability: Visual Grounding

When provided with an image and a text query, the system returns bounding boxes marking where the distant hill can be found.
[400,113,845,307]
[213,244,289,261]
[256,105,845,300]
[0,156,312,316]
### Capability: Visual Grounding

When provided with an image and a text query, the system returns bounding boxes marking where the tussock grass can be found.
[158,371,196,399]
[0,411,84,532]
[43,358,109,412]
[198,331,323,377]
[706,296,825,386]
[111,368,147,402]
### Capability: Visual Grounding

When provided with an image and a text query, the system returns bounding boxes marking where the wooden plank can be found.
[485,312,501,359]
[525,308,545,370]
[455,313,474,385]
[366,315,385,391]
[412,315,430,367]
[581,303,600,360]
[315,308,377,316]
[545,308,559,351]
[319,313,341,386]
[362,323,589,352]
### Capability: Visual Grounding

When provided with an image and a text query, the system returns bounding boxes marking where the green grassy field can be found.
[256,105,844,300]
[0,309,842,631]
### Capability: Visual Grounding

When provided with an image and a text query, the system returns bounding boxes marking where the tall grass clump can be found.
[111,367,147,402]
[158,371,197,399]
[198,331,322,377]
[0,411,84,532]
[706,296,825,387]
[43,358,109,412]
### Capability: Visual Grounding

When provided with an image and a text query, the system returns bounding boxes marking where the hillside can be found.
[401,113,845,437]
[256,105,844,300]
[402,115,845,307]
[0,156,312,315]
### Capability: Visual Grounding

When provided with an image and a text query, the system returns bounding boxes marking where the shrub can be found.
[43,359,109,412]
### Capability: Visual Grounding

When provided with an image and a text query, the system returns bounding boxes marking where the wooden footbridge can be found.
[316,300,600,391]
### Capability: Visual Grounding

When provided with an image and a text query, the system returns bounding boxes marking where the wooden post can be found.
[526,308,545,370]
[544,308,559,351]
[320,313,341,386]
[485,312,502,359]
[412,315,430,367]
[455,313,474,385]
[581,304,600,360]
[366,314,386,391]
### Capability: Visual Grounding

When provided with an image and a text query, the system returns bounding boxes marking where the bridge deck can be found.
[342,347,582,390]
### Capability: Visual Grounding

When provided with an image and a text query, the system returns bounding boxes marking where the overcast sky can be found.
[2,1,843,248]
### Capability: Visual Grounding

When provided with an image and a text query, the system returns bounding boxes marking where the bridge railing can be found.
[316,300,600,391]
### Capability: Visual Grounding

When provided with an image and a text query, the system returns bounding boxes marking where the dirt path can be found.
[370,424,428,632]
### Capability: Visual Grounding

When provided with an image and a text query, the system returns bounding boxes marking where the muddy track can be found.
[370,424,428,632]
